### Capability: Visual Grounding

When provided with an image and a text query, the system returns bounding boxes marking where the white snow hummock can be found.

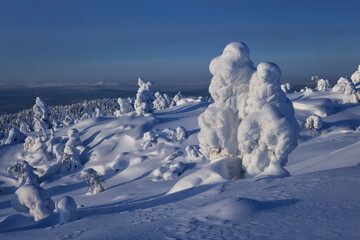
[11,185,55,221]
[56,196,77,223]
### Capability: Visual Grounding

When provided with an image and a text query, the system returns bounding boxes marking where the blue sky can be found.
[1,0,360,89]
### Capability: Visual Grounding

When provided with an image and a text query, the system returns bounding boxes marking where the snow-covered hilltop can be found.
[0,43,360,239]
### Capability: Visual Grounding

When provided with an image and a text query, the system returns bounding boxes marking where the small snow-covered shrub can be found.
[176,126,187,141]
[11,185,55,221]
[5,128,26,145]
[7,160,39,187]
[186,145,202,160]
[134,78,155,115]
[305,115,323,130]
[351,64,360,84]
[115,98,134,116]
[80,168,104,194]
[62,129,84,171]
[343,83,360,103]
[281,83,292,94]
[163,162,187,180]
[171,92,186,107]
[57,196,77,223]
[316,79,331,91]
[153,92,171,110]
[332,77,352,92]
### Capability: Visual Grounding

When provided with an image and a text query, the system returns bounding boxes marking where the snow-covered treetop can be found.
[351,64,360,84]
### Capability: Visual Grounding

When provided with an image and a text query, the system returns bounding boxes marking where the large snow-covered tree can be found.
[134,78,156,115]
[198,42,299,177]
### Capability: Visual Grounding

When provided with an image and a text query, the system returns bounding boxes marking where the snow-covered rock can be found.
[11,185,55,221]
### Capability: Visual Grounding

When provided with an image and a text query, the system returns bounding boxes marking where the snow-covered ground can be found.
[0,89,360,239]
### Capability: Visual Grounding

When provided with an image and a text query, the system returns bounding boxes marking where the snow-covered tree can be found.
[62,129,83,171]
[63,115,74,127]
[115,98,134,116]
[305,115,323,130]
[238,62,299,177]
[351,64,360,85]
[153,92,171,110]
[316,79,331,91]
[11,185,55,221]
[80,168,104,194]
[7,160,39,187]
[343,83,360,103]
[171,92,186,107]
[95,107,104,117]
[134,78,155,115]
[198,42,299,177]
[33,97,53,131]
[176,126,187,141]
[281,83,292,94]
[198,42,255,160]
[56,196,77,223]
[332,77,352,92]
[5,128,27,145]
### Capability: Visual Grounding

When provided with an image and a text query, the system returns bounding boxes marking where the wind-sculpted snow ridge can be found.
[198,42,299,178]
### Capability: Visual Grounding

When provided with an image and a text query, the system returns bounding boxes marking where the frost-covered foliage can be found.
[332,77,353,92]
[5,128,26,145]
[7,160,39,187]
[281,83,292,94]
[115,98,134,116]
[153,92,171,110]
[198,42,299,177]
[23,135,53,167]
[238,62,299,177]
[198,42,255,160]
[316,79,331,91]
[351,65,360,84]
[343,83,360,103]
[33,97,53,132]
[134,78,155,115]
[57,196,77,223]
[11,185,55,221]
[80,168,104,194]
[62,129,84,171]
[333,77,360,103]
[305,115,323,130]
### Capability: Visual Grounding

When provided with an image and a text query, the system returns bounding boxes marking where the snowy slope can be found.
[0,91,360,239]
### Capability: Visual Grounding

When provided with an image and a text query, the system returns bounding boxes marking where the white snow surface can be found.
[0,89,360,239]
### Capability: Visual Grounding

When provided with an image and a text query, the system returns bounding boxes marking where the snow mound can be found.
[11,185,55,221]
[293,98,335,118]
[57,196,77,223]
